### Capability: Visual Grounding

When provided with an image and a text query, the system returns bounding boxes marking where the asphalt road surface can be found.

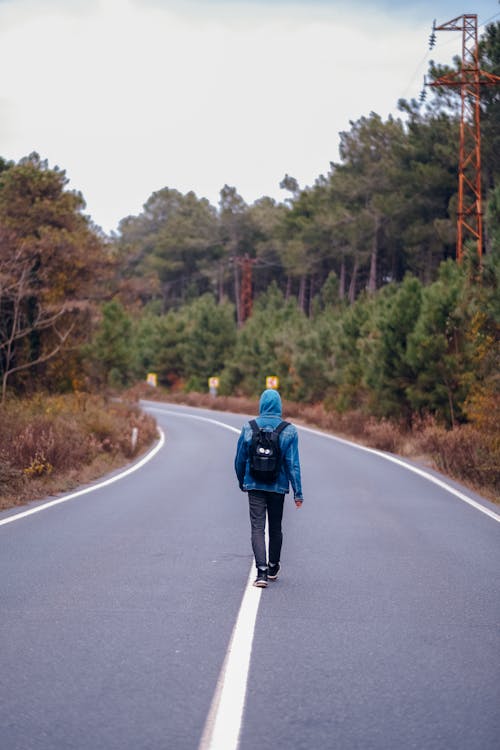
[1,401,499,750]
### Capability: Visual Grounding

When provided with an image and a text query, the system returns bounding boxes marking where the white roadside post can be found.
[131,427,139,453]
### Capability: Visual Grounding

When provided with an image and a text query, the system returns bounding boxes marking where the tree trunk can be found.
[218,261,224,304]
[447,384,456,429]
[308,276,315,317]
[234,260,241,327]
[1,371,9,405]
[298,275,307,312]
[348,256,359,304]
[339,257,346,300]
[1,325,74,404]
[367,215,380,294]
[162,281,171,312]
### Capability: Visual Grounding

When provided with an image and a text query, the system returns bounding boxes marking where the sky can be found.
[0,0,499,234]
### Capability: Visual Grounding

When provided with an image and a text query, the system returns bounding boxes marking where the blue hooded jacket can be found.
[234,389,303,498]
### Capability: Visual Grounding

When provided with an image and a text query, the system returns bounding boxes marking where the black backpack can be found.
[248,420,289,482]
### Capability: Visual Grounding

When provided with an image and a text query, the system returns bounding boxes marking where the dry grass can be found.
[127,384,499,504]
[414,421,500,498]
[0,393,158,510]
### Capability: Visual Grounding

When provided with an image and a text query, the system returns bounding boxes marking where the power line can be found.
[402,13,500,105]
[479,11,500,29]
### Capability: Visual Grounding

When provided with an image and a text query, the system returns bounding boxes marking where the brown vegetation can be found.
[0,393,158,510]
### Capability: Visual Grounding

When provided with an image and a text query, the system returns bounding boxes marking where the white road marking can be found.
[296,424,500,523]
[0,428,165,528]
[149,403,500,524]
[4,401,496,750]
[147,405,259,750]
[146,406,242,435]
[161,401,498,750]
[198,565,262,750]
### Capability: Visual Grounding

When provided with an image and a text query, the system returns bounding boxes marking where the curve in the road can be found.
[297,424,500,523]
[1,403,498,750]
[0,427,166,528]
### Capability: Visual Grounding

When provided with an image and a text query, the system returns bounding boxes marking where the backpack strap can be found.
[249,419,260,436]
[275,420,290,435]
[250,419,289,435]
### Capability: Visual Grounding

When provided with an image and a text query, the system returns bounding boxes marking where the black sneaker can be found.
[254,569,268,588]
[268,563,280,581]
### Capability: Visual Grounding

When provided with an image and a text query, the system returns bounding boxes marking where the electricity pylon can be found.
[429,14,500,263]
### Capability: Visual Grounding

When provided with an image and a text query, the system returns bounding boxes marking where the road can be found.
[1,401,499,750]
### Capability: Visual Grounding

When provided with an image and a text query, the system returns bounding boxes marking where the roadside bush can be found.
[362,418,405,453]
[0,453,26,498]
[416,418,500,496]
[13,417,92,472]
[0,394,158,509]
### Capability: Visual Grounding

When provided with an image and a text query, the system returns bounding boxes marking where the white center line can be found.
[147,406,260,750]
[6,402,495,750]
[147,404,500,750]
[198,565,262,750]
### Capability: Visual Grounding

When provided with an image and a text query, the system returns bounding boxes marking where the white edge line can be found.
[12,402,491,750]
[1,407,259,749]
[296,423,500,523]
[146,406,241,435]
[169,402,496,749]
[0,428,166,528]
[148,405,499,524]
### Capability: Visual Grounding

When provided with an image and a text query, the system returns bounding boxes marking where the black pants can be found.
[248,490,285,569]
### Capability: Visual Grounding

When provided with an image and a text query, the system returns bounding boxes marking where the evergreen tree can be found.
[88,300,134,388]
[362,276,423,422]
[222,284,308,397]
[406,261,469,426]
[116,188,221,310]
[182,295,236,391]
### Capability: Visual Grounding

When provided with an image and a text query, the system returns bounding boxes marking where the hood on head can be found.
[259,389,282,417]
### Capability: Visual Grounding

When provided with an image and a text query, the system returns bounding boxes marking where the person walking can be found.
[234,388,304,588]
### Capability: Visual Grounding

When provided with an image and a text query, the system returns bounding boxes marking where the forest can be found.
[0,22,499,500]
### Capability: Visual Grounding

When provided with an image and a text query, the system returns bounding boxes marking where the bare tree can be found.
[0,232,85,403]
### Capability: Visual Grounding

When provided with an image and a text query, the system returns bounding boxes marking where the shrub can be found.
[0,453,26,497]
[0,394,158,509]
[362,418,404,453]
[416,420,500,496]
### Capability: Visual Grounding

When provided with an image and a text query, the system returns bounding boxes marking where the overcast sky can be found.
[0,0,498,233]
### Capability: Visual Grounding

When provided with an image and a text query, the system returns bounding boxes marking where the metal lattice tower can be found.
[429,14,500,263]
